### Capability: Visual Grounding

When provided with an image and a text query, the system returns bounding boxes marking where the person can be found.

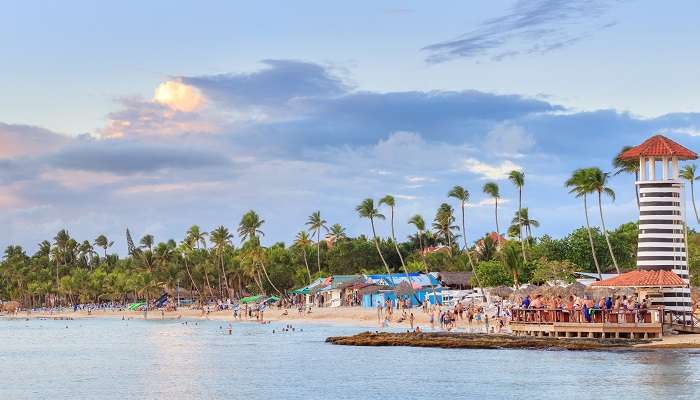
[582,303,591,323]
[409,312,415,330]
[522,295,531,309]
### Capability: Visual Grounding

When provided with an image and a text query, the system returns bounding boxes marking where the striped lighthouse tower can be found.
[619,135,696,314]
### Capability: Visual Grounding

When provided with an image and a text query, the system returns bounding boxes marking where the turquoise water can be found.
[1,318,700,399]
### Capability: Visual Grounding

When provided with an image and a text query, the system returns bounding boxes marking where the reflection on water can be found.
[1,318,700,400]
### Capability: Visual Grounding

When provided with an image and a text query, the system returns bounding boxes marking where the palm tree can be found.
[238,210,281,295]
[210,225,234,296]
[587,167,620,274]
[378,195,407,270]
[408,215,427,255]
[507,170,527,263]
[408,213,439,305]
[93,235,113,258]
[177,238,200,300]
[447,185,485,300]
[613,145,640,209]
[327,223,347,242]
[139,234,154,252]
[186,225,208,249]
[432,203,459,253]
[293,231,313,283]
[356,198,391,273]
[501,245,521,288]
[237,210,265,241]
[680,164,700,224]
[566,169,602,279]
[482,182,501,235]
[306,211,328,274]
[509,208,539,240]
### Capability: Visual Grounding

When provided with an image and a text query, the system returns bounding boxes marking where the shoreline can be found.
[5,307,700,349]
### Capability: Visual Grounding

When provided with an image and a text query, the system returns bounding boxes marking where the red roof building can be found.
[590,270,687,288]
[619,134,697,160]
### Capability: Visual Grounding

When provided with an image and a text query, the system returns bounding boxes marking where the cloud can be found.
[461,158,522,180]
[99,97,218,139]
[46,140,232,174]
[0,122,70,158]
[483,122,535,156]
[7,59,700,253]
[153,80,205,112]
[423,0,620,63]
[465,198,511,208]
[182,59,348,108]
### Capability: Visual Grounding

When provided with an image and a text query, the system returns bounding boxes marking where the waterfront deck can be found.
[510,308,663,339]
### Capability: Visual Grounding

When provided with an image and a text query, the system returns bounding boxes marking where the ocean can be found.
[1,318,699,399]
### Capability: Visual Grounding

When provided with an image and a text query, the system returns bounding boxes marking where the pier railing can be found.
[510,307,663,325]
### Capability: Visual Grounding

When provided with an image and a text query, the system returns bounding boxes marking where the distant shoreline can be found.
[4,306,700,349]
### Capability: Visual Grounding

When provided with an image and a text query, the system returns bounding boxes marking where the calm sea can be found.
[1,318,699,399]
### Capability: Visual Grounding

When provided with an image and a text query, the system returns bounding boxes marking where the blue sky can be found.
[2,0,700,253]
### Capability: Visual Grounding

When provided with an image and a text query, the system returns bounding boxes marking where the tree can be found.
[681,164,700,224]
[140,234,154,252]
[482,182,501,235]
[356,198,391,273]
[501,243,522,288]
[210,225,234,296]
[447,185,485,300]
[408,215,427,254]
[306,211,328,273]
[93,235,113,258]
[566,168,602,279]
[530,257,576,285]
[474,260,512,287]
[613,145,640,209]
[293,231,313,283]
[328,224,348,242]
[432,203,459,253]
[508,170,528,263]
[378,195,407,270]
[186,225,208,249]
[238,211,281,295]
[509,208,539,240]
[587,167,620,274]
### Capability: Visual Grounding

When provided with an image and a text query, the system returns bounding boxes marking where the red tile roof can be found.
[590,270,687,288]
[619,135,697,160]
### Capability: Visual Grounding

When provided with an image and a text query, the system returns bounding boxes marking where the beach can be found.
[6,306,700,348]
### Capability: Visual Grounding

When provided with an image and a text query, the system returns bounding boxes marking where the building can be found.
[619,134,696,315]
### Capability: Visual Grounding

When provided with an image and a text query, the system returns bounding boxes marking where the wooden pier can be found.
[510,308,663,339]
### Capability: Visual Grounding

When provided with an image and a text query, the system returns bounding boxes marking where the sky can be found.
[2,0,700,254]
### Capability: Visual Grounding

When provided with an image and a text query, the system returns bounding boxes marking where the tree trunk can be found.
[418,229,440,306]
[258,259,282,295]
[691,180,700,224]
[495,197,500,236]
[183,257,200,295]
[391,206,418,304]
[316,230,322,273]
[370,217,391,273]
[583,195,602,279]
[220,252,230,298]
[302,248,312,284]
[518,188,527,263]
[634,171,640,210]
[598,191,620,274]
[461,200,486,302]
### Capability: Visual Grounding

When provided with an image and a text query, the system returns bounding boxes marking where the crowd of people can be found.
[514,294,654,323]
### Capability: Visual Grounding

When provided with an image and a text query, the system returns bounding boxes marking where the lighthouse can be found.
[619,135,697,314]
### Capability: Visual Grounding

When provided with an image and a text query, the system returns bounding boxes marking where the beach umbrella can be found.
[490,286,514,298]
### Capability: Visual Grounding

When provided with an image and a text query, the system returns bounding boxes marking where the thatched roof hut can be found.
[437,271,474,289]
[489,286,514,298]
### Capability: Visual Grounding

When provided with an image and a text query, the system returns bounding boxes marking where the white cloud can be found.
[483,123,534,156]
[461,158,522,180]
[405,175,434,183]
[154,80,205,112]
[465,198,511,208]
[395,194,417,200]
[660,127,700,137]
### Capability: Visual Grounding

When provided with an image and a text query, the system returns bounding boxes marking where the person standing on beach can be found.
[409,312,415,330]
